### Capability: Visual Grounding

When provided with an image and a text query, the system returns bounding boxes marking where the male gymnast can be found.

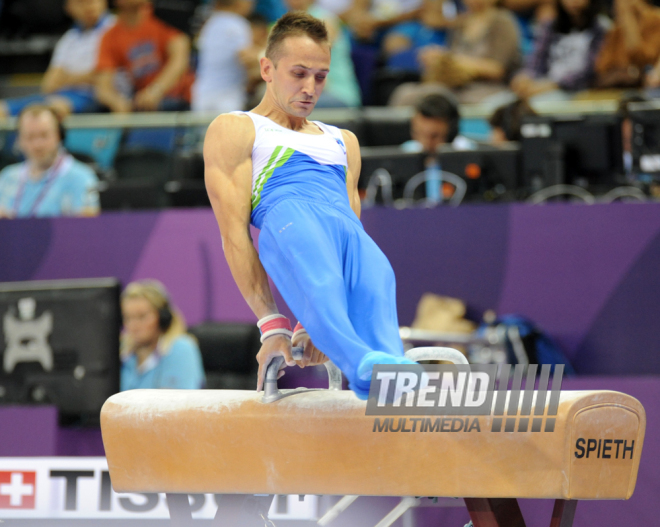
[204,11,415,399]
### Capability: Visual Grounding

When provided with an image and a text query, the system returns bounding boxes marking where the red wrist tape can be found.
[293,321,308,341]
[257,314,293,343]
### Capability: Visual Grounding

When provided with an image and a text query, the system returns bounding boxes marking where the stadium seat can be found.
[188,322,261,390]
[1,0,68,35]
[124,128,179,152]
[98,180,171,211]
[363,117,412,147]
[65,129,122,170]
[112,147,173,182]
[0,151,19,171]
[165,150,209,207]
[172,150,204,181]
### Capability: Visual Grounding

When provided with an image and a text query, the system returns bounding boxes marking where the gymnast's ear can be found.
[260,56,275,83]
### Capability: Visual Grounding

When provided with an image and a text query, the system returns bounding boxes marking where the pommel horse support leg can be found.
[101,348,646,527]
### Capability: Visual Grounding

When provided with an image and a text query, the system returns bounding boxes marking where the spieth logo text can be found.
[366,364,564,433]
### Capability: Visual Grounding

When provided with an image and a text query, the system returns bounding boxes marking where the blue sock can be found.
[350,351,419,400]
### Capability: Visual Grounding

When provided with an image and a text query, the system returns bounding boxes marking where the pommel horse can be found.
[100,348,646,527]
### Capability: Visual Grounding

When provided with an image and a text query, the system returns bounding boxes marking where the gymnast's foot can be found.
[351,351,420,400]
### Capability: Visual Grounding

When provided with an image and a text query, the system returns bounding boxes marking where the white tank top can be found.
[233,111,348,210]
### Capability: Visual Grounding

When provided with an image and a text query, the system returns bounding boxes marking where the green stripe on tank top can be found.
[251,147,295,209]
[252,145,283,203]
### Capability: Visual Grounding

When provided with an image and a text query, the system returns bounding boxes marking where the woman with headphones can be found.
[120,280,205,391]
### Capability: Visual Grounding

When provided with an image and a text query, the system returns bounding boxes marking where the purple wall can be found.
[2,203,660,374]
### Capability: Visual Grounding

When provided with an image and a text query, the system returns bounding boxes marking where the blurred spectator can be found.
[383,0,457,72]
[0,0,114,119]
[284,0,362,107]
[120,280,205,390]
[511,0,607,101]
[489,97,537,143]
[192,0,253,114]
[500,0,556,57]
[617,92,648,176]
[401,92,476,153]
[253,0,287,22]
[240,13,270,99]
[501,0,555,21]
[95,0,194,112]
[0,105,100,218]
[390,0,521,105]
[316,0,355,17]
[595,0,660,89]
[344,0,424,43]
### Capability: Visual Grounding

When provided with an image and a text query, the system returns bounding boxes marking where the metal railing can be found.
[0,98,623,131]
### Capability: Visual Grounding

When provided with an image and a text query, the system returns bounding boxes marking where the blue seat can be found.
[460,118,492,142]
[123,128,179,152]
[65,129,122,170]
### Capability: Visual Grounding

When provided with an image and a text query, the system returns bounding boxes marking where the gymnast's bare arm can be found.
[342,129,362,220]
[204,113,296,391]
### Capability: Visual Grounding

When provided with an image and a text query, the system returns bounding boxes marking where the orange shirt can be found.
[97,9,194,102]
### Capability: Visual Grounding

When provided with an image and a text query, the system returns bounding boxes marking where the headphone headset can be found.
[445,101,460,144]
[158,301,174,332]
[147,281,174,332]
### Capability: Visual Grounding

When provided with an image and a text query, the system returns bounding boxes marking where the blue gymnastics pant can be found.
[258,199,404,396]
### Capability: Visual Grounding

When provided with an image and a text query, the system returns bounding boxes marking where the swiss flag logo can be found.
[0,471,36,509]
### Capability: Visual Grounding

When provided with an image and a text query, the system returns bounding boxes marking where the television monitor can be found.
[0,278,121,423]
[629,101,660,174]
[359,145,521,203]
[520,114,624,192]
[436,143,521,202]
[359,147,425,203]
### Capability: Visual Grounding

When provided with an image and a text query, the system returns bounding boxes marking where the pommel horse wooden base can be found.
[101,350,645,527]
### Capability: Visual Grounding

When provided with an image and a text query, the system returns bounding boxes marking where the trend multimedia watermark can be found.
[366,364,564,433]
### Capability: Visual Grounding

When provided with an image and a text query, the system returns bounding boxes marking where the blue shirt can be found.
[0,154,99,217]
[121,335,206,391]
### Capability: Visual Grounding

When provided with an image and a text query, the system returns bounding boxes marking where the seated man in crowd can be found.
[192,0,253,114]
[0,0,114,119]
[95,0,194,112]
[120,280,205,390]
[401,92,476,153]
[0,105,100,218]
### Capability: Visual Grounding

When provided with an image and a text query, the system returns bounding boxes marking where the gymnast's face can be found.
[122,297,161,348]
[263,36,330,118]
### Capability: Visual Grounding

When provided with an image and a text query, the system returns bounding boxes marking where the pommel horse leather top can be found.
[101,349,646,527]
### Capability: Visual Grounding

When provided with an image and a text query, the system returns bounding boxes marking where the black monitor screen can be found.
[359,145,520,203]
[521,114,623,190]
[630,103,660,174]
[359,147,426,200]
[437,143,521,201]
[0,278,121,423]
